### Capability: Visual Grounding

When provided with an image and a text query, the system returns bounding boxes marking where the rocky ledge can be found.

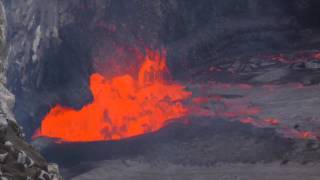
[0,85,62,180]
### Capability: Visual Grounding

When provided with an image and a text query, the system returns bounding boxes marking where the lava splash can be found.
[34,49,192,142]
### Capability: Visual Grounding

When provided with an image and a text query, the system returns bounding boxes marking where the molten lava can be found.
[34,49,191,142]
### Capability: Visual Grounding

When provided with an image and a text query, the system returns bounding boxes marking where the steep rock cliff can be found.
[0,1,61,179]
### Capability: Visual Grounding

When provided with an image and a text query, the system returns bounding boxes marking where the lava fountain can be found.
[34,49,192,142]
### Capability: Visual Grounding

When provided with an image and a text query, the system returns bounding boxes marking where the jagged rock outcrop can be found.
[0,1,62,179]
[0,120,62,179]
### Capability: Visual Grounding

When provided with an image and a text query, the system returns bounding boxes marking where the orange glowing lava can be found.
[34,49,192,142]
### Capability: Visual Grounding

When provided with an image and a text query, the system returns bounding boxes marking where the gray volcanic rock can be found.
[70,160,320,180]
[251,68,290,83]
[0,1,62,179]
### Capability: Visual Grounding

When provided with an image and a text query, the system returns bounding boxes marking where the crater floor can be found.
[51,50,320,180]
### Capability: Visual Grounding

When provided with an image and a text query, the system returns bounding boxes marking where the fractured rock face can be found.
[0,1,62,179]
[16,150,27,165]
[0,119,63,179]
[0,152,7,163]
[38,170,50,180]
[47,163,60,175]
[0,118,63,179]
